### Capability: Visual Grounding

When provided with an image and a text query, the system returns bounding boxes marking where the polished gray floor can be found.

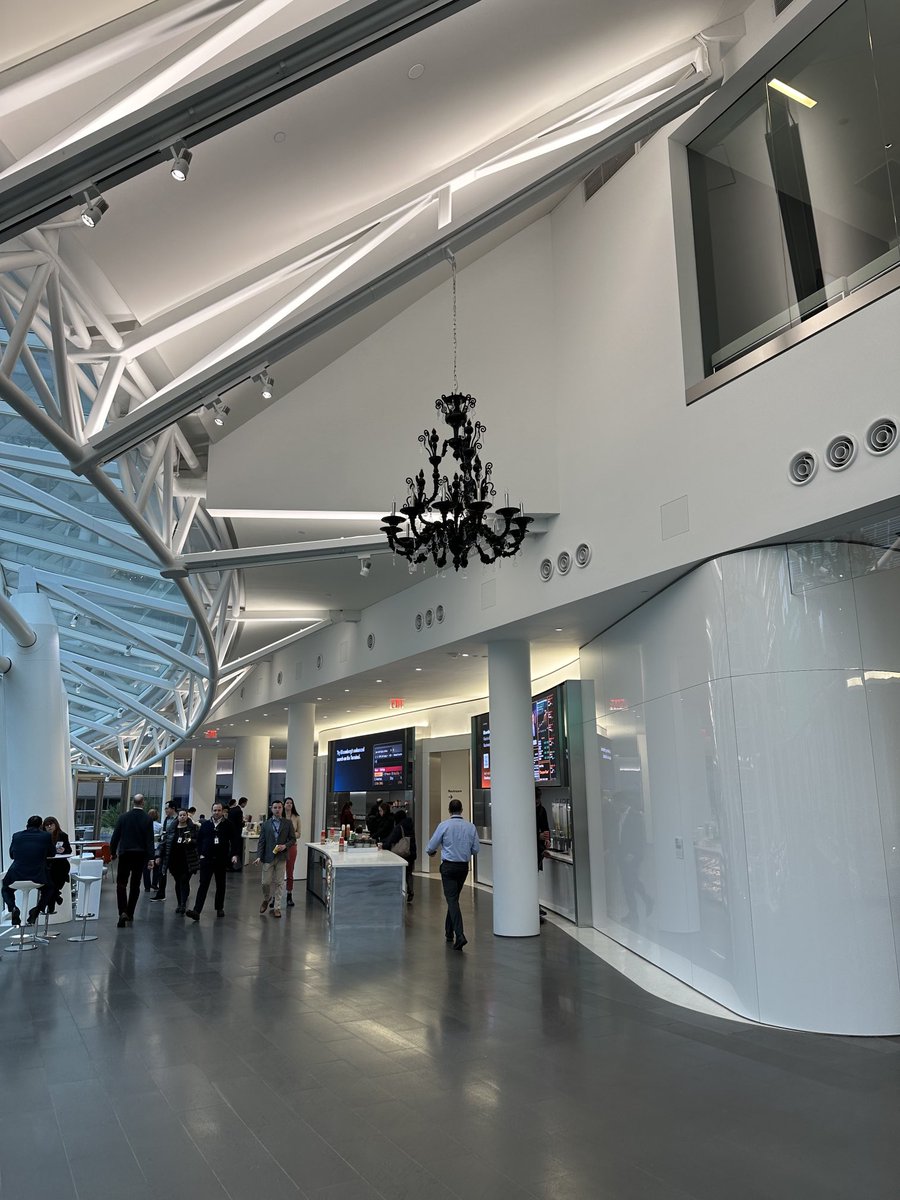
[1,870,898,1200]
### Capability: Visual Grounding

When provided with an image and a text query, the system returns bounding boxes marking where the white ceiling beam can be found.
[166,533,391,576]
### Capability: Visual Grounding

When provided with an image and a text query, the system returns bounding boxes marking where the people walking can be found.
[109,794,155,928]
[227,796,244,871]
[426,799,479,950]
[161,808,198,914]
[253,799,296,918]
[283,797,301,908]
[186,801,239,921]
[151,803,179,902]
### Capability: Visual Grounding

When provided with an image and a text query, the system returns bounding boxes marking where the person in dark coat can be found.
[2,815,55,925]
[109,794,155,928]
[383,808,417,902]
[163,808,198,914]
[42,816,72,909]
[374,802,395,846]
[186,801,240,921]
[226,796,244,871]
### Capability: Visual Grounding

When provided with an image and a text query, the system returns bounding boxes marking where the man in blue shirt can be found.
[426,799,479,950]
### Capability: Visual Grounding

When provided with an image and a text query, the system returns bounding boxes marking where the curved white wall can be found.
[581,543,900,1034]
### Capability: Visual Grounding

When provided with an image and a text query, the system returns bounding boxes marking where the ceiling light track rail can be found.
[0,0,483,242]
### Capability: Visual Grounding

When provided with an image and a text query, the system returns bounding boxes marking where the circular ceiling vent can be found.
[825,434,856,471]
[366,633,375,650]
[788,450,817,486]
[415,612,423,632]
[866,417,898,455]
[425,608,434,627]
[435,604,445,623]
[539,557,554,581]
[575,542,592,568]
[557,550,572,575]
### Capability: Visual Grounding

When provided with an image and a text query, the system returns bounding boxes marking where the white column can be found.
[488,639,540,937]
[0,592,73,875]
[231,735,270,816]
[163,752,176,807]
[285,702,316,881]
[189,745,218,812]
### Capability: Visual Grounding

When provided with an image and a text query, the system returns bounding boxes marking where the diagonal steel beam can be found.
[0,0,482,241]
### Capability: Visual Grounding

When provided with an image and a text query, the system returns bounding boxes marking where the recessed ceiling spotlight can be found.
[415,667,423,671]
[408,63,425,79]
[344,688,350,693]
[273,130,287,143]
[375,679,382,683]
[167,140,192,181]
[461,653,469,657]
[555,627,563,632]
[79,187,109,228]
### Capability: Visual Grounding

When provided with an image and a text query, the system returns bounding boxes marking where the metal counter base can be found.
[306,843,406,929]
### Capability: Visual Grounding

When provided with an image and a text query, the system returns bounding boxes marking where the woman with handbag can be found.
[383,808,416,903]
[165,808,199,914]
[283,797,301,908]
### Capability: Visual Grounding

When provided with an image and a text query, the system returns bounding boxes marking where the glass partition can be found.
[688,0,900,379]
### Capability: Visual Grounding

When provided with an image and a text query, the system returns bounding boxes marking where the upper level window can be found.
[687,0,899,383]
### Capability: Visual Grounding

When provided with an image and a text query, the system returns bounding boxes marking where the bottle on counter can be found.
[338,833,345,851]
[320,829,326,844]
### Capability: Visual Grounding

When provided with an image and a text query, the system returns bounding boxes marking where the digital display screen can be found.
[472,687,565,790]
[329,728,412,792]
[532,688,560,784]
[372,739,405,788]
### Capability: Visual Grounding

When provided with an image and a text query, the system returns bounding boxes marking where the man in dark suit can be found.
[226,796,244,871]
[253,799,296,918]
[186,801,240,921]
[109,794,155,928]
[2,815,55,925]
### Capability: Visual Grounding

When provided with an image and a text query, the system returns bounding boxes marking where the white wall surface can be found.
[580,545,900,1034]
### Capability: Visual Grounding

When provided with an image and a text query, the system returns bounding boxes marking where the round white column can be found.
[189,746,218,812]
[285,702,316,881]
[488,638,540,937]
[231,735,271,816]
[0,592,73,874]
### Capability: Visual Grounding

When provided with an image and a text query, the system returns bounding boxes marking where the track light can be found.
[124,644,133,657]
[69,614,79,627]
[79,187,108,228]
[168,140,193,182]
[213,402,230,427]
[253,370,274,400]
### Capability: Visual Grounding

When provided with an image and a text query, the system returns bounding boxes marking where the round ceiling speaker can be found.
[539,557,554,581]
[316,654,323,669]
[415,613,423,632]
[575,542,592,567]
[788,450,817,485]
[435,604,445,623]
[557,550,572,575]
[866,418,897,455]
[366,633,375,650]
[825,434,856,471]
[425,608,434,627]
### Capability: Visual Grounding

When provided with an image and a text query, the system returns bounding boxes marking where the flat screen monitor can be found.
[471,685,565,791]
[329,727,413,793]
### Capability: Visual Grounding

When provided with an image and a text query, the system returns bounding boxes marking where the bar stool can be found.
[68,857,103,943]
[2,882,43,953]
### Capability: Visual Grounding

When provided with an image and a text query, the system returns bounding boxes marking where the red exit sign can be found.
[609,699,628,711]
[204,729,218,738]
[389,698,404,710]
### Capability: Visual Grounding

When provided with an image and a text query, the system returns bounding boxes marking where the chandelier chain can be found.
[449,250,458,392]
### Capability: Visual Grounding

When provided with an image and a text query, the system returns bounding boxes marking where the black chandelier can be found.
[381,255,532,571]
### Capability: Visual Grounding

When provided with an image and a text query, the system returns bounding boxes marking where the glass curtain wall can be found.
[688,0,900,377]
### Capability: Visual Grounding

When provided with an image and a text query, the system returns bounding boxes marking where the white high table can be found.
[306,843,406,929]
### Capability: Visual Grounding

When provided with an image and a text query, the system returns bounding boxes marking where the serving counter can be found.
[306,843,406,928]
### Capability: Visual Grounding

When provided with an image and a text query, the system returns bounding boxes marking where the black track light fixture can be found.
[168,140,193,182]
[253,370,274,399]
[79,187,109,228]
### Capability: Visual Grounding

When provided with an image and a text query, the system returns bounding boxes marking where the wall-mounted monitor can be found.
[472,684,566,792]
[328,727,414,793]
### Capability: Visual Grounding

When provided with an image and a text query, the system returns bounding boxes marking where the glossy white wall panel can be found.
[860,679,900,977]
[852,562,900,672]
[722,547,862,677]
[597,560,730,715]
[733,669,900,1033]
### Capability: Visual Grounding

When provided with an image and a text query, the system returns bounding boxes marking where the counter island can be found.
[306,842,406,928]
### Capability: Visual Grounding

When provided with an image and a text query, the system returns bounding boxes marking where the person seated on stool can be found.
[42,816,72,910]
[2,815,55,925]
